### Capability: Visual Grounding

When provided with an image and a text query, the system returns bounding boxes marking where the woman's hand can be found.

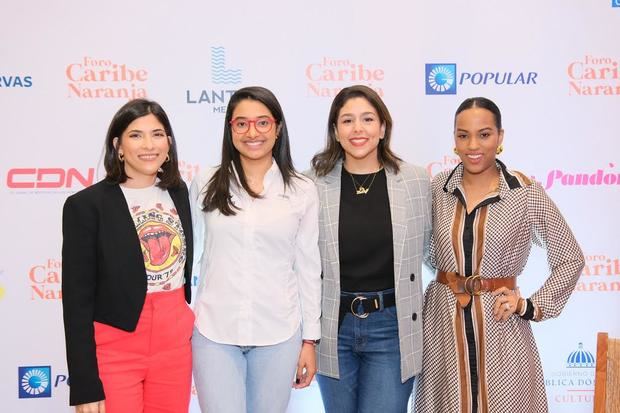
[491,287,522,322]
[76,400,105,413]
[293,342,317,389]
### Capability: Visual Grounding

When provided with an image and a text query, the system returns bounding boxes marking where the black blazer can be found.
[61,179,193,406]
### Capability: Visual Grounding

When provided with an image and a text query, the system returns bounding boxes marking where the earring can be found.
[453,147,458,155]
[165,154,170,162]
[496,145,504,155]
[118,153,124,162]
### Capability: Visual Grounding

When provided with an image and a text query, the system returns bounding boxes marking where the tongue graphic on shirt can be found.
[139,225,174,266]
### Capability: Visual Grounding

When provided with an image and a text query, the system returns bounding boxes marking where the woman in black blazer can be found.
[62,99,194,413]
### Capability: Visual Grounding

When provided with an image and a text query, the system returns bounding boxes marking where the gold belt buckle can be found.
[464,274,483,296]
[350,296,369,318]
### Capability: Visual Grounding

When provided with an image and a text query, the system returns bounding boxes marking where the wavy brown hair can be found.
[311,85,401,176]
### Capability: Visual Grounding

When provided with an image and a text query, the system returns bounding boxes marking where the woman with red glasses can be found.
[190,86,321,413]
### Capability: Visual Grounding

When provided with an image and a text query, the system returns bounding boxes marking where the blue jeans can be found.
[192,327,301,413]
[317,290,414,413]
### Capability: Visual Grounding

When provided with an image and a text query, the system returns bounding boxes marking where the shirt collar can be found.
[442,159,525,200]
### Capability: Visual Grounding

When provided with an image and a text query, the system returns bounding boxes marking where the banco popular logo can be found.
[186,46,242,112]
[66,56,148,99]
[613,0,620,8]
[18,366,51,398]
[426,64,457,95]
[425,63,538,95]
[305,56,385,97]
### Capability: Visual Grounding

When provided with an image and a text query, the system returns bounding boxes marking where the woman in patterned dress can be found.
[414,97,584,413]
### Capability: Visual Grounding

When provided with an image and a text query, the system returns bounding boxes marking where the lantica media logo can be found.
[425,63,538,95]
[18,366,52,398]
[186,47,242,111]
[425,64,457,95]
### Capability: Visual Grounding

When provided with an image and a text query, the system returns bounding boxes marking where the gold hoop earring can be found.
[496,145,504,155]
[166,154,170,162]
[118,153,124,162]
[453,147,458,155]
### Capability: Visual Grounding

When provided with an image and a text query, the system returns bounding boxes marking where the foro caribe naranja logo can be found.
[29,258,62,300]
[66,57,148,99]
[567,54,620,96]
[305,57,385,97]
[576,253,620,293]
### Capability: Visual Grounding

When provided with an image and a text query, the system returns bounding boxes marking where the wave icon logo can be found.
[18,366,52,398]
[425,63,457,95]
[211,47,242,84]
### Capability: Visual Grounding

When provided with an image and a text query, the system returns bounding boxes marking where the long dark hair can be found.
[202,86,298,216]
[454,97,502,130]
[103,99,182,189]
[311,85,402,176]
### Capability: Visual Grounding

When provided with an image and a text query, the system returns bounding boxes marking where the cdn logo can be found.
[6,168,94,189]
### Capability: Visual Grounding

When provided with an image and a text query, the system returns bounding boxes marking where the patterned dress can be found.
[414,161,584,413]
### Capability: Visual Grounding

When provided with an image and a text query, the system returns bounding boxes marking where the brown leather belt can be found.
[436,270,517,307]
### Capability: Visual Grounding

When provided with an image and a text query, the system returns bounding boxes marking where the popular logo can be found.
[18,366,52,398]
[0,75,32,88]
[426,64,457,95]
[66,57,148,99]
[29,259,62,300]
[567,55,620,95]
[425,63,538,95]
[575,254,620,293]
[305,57,385,97]
[6,167,95,192]
[613,0,620,8]
[186,46,241,112]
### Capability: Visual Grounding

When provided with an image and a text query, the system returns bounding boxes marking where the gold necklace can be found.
[348,169,380,195]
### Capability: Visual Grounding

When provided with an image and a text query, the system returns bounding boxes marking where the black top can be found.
[338,167,394,292]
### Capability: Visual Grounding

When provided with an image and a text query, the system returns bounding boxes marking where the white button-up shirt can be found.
[190,162,321,346]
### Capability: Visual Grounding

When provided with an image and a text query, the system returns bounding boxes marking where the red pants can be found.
[94,288,194,413]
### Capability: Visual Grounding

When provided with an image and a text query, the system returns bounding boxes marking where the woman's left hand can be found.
[293,342,317,389]
[491,287,521,322]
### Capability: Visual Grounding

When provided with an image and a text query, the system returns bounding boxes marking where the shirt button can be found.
[410,273,415,281]
[412,313,418,321]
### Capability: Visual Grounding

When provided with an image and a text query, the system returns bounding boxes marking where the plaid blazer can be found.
[308,161,431,382]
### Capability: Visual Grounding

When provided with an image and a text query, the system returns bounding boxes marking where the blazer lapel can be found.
[386,169,406,291]
[323,162,343,287]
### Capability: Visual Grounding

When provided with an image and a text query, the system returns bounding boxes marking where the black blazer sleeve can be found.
[61,191,105,405]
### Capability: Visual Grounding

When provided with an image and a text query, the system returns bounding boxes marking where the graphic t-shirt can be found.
[121,184,186,293]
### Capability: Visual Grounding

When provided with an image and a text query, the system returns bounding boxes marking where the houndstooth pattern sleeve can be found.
[527,182,585,321]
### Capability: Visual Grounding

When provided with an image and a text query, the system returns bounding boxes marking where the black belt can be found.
[338,290,396,329]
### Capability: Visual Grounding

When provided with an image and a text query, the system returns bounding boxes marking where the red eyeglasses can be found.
[229,117,276,134]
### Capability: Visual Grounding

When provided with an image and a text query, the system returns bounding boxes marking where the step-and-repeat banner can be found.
[1,1,619,411]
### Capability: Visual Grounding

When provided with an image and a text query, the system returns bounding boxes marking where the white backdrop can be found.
[1,1,619,412]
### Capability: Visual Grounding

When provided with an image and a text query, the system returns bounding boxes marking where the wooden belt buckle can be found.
[464,274,483,296]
